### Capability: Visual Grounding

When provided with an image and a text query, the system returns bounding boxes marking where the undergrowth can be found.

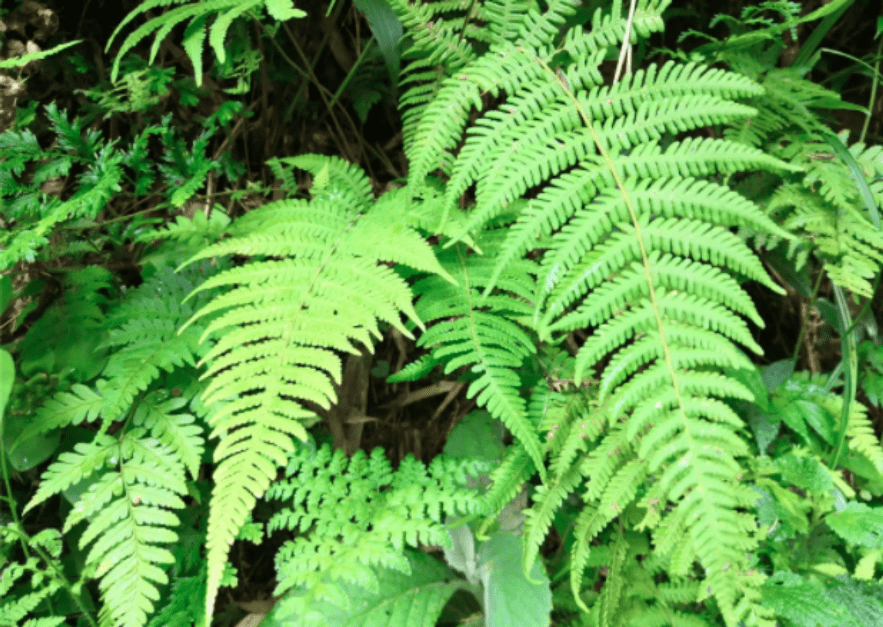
[1,1,883,626]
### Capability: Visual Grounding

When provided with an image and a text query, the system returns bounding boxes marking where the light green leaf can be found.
[265,0,307,21]
[264,551,469,627]
[478,532,551,627]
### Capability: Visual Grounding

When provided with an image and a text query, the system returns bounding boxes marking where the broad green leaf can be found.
[478,532,551,627]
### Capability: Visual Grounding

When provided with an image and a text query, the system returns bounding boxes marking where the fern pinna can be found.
[388,0,801,624]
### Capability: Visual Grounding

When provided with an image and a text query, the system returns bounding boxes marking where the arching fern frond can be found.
[179,155,454,623]
[14,263,215,627]
[400,228,546,478]
[106,0,305,86]
[389,1,796,623]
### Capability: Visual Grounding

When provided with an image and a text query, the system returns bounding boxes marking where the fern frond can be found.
[107,0,302,86]
[133,394,205,479]
[406,42,549,191]
[0,527,66,627]
[13,384,105,444]
[98,266,213,418]
[481,444,536,516]
[483,0,531,44]
[391,0,789,621]
[764,136,883,298]
[264,442,488,626]
[25,431,188,627]
[403,229,546,478]
[24,435,119,511]
[179,155,453,622]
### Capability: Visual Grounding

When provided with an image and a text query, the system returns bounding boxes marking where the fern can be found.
[399,228,547,478]
[263,439,489,626]
[383,0,815,624]
[0,104,125,270]
[106,0,306,87]
[22,430,188,627]
[12,264,220,627]
[761,136,883,298]
[178,154,457,621]
[0,527,68,627]
[681,3,883,299]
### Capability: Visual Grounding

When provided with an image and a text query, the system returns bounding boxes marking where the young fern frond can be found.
[179,155,455,622]
[15,266,213,627]
[23,430,189,627]
[264,441,489,626]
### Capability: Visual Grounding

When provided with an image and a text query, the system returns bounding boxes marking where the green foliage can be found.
[680,0,883,300]
[0,103,244,271]
[3,1,883,627]
[8,264,221,627]
[263,439,490,626]
[179,154,457,619]
[396,228,546,479]
[107,0,306,88]
[0,104,126,269]
[0,527,68,627]
[387,0,802,623]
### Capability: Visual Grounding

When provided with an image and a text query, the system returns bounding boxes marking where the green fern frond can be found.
[13,384,105,443]
[483,0,531,44]
[98,266,214,418]
[23,431,188,627]
[404,229,546,478]
[521,461,584,580]
[10,264,215,444]
[387,0,479,71]
[107,0,304,86]
[0,105,126,270]
[763,137,883,298]
[456,83,766,243]
[481,444,536,517]
[0,528,66,627]
[391,0,791,621]
[539,382,604,481]
[179,155,453,622]
[489,139,796,293]
[264,441,488,626]
[133,393,206,479]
